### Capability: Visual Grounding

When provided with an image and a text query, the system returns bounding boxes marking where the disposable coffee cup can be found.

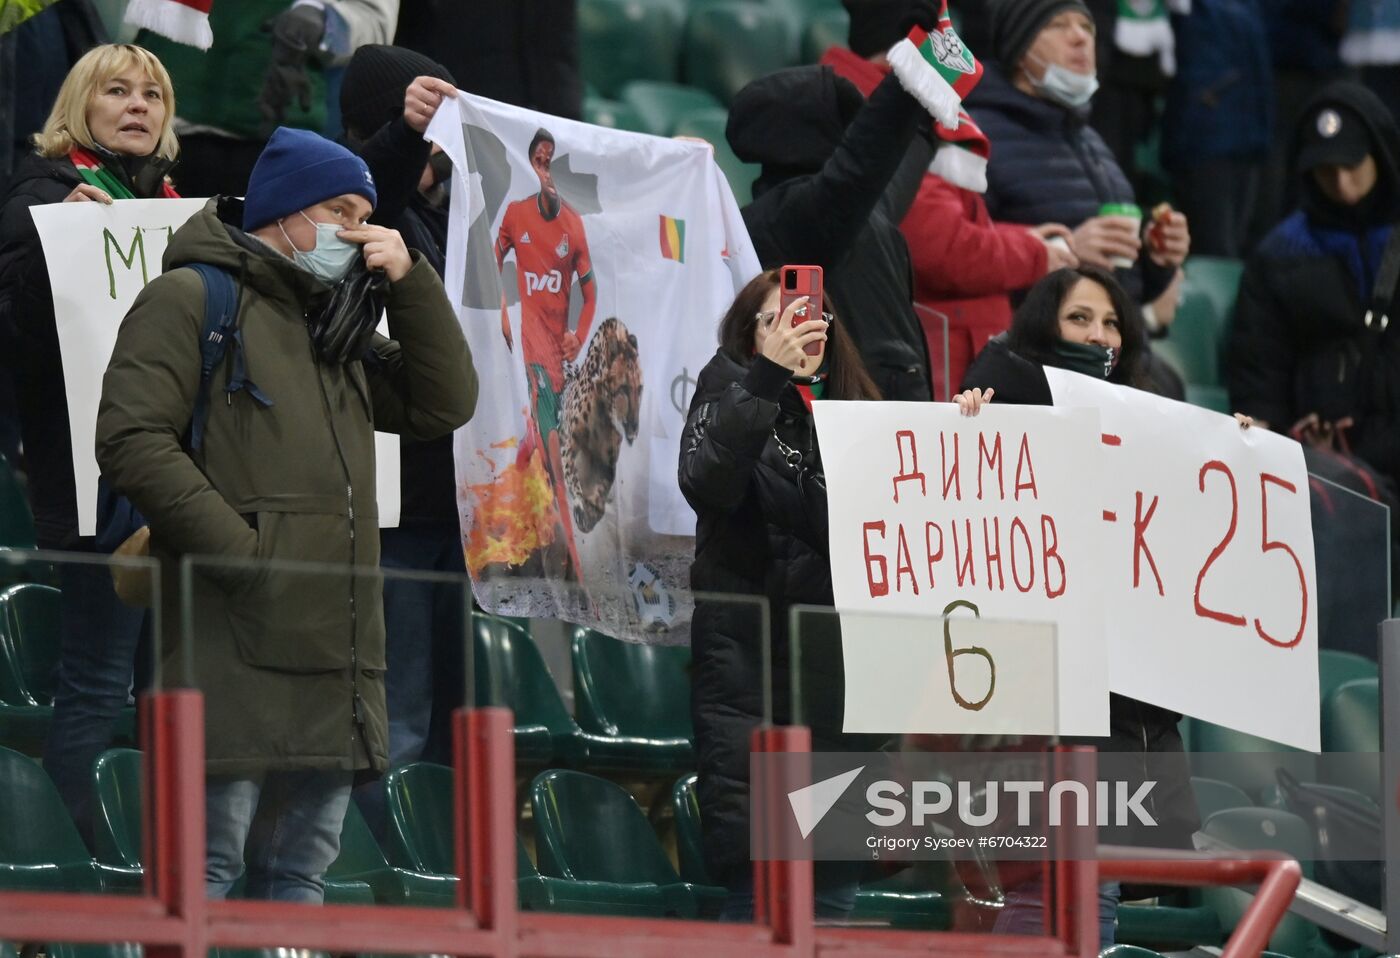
[1099,202,1142,269]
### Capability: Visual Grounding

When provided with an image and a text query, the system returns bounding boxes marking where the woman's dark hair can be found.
[1006,265,1148,388]
[717,270,882,401]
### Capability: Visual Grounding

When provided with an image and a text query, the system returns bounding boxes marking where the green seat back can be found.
[383,762,455,875]
[1184,384,1230,415]
[683,2,798,104]
[1100,946,1167,958]
[1322,677,1380,801]
[801,7,848,62]
[579,0,685,98]
[583,96,649,133]
[1162,285,1221,386]
[1320,651,1377,706]
[0,583,60,706]
[670,773,710,884]
[93,749,143,869]
[1186,256,1245,322]
[673,108,758,205]
[0,455,35,551]
[1190,777,1252,822]
[619,80,723,136]
[1188,721,1315,799]
[531,769,681,886]
[47,945,144,958]
[328,798,392,878]
[474,615,578,740]
[572,627,693,740]
[0,745,95,871]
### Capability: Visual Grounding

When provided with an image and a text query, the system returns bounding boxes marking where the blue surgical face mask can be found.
[1028,55,1099,109]
[280,212,360,284]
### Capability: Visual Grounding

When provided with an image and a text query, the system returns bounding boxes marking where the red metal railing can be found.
[0,690,1302,958]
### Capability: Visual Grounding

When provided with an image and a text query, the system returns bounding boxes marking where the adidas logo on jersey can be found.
[520,232,531,244]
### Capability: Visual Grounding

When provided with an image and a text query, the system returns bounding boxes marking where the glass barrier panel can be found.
[914,304,953,404]
[0,547,161,906]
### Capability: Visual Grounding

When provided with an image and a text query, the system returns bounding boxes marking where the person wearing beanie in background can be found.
[340,43,468,841]
[821,0,1077,399]
[95,126,478,902]
[728,0,947,402]
[968,0,1191,347]
[1228,82,1400,494]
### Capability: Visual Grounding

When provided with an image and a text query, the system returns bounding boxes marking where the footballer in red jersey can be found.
[496,128,597,579]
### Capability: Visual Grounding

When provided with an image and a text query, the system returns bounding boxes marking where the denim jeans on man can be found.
[206,769,353,902]
[994,878,1121,949]
[42,555,148,849]
[351,521,467,841]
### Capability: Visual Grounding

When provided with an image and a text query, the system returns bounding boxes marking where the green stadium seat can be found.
[672,107,759,205]
[1322,678,1379,801]
[1319,650,1377,702]
[0,583,62,753]
[0,454,34,551]
[0,745,140,893]
[531,768,725,917]
[583,96,650,134]
[1100,946,1168,958]
[1185,256,1245,323]
[619,80,724,136]
[1160,284,1221,386]
[1185,384,1230,414]
[852,862,954,930]
[473,614,587,766]
[47,945,144,958]
[1190,777,1253,821]
[683,3,799,104]
[579,0,686,98]
[670,774,709,885]
[1188,721,1316,801]
[327,796,457,906]
[1198,808,1333,958]
[89,748,373,905]
[1259,779,1379,816]
[571,627,694,773]
[801,7,849,62]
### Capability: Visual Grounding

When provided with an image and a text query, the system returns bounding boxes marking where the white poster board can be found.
[1046,369,1320,751]
[31,199,401,536]
[814,401,1108,737]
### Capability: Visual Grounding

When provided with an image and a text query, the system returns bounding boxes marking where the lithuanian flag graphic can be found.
[659,214,685,263]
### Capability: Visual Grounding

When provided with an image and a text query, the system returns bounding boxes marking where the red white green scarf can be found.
[69,148,180,200]
[885,0,984,128]
[122,0,213,50]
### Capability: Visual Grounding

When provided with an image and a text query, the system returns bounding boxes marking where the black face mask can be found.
[1053,339,1118,379]
[309,260,388,364]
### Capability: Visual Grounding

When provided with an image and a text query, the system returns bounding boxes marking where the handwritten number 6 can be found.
[1194,461,1246,627]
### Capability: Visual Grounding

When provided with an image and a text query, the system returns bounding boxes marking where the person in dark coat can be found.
[958,265,1212,947]
[338,43,467,841]
[1160,0,1273,258]
[679,269,882,920]
[0,43,181,846]
[1227,82,1400,490]
[395,0,582,121]
[726,2,941,403]
[969,0,1189,312]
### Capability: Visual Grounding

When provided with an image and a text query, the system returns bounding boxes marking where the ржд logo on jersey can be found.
[524,269,564,294]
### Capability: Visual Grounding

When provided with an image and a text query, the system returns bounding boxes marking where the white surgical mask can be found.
[279,212,360,284]
[1028,55,1099,109]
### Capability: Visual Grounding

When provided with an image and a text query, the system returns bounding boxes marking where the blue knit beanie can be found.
[242,127,378,232]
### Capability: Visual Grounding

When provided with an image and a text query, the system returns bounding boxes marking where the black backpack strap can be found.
[185,263,272,451]
[1364,226,1400,332]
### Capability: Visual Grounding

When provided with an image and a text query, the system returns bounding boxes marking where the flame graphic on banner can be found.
[464,442,559,573]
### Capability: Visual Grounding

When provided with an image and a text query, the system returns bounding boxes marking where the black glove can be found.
[256,4,327,135]
[900,0,942,34]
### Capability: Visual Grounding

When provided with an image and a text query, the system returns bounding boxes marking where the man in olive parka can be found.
[96,128,477,902]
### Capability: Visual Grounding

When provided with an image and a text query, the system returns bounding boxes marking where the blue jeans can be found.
[351,522,467,841]
[718,861,864,922]
[42,557,149,849]
[206,769,353,903]
[994,878,1120,949]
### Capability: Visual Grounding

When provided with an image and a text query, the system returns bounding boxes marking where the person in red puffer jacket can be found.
[821,0,1076,398]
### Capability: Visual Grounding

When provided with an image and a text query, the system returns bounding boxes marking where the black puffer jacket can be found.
[961,336,1199,858]
[967,65,1175,305]
[0,149,174,548]
[728,66,933,402]
[679,350,874,883]
[1227,83,1400,486]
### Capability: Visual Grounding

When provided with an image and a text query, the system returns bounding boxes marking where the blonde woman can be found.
[0,43,179,847]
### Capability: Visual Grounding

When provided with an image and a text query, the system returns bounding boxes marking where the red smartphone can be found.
[780,264,825,356]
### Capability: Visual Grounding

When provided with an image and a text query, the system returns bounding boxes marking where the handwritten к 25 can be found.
[780,265,825,357]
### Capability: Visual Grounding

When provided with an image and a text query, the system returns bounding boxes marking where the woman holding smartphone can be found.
[678,268,881,920]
